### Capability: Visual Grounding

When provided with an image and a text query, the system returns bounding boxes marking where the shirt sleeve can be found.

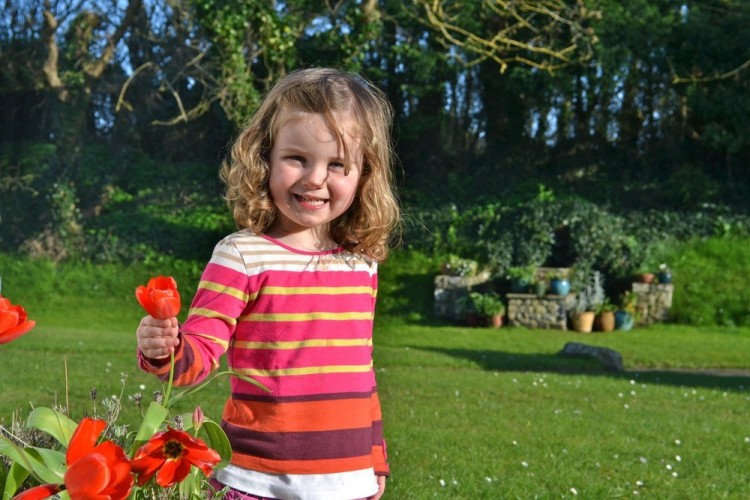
[139,237,250,386]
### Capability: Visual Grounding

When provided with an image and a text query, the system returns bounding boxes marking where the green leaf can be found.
[0,435,63,485]
[199,420,232,469]
[26,407,76,447]
[177,468,203,499]
[2,461,30,499]
[131,402,169,452]
[180,415,232,469]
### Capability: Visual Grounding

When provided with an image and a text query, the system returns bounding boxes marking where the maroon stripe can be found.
[372,420,383,444]
[223,421,374,461]
[232,390,373,404]
[172,337,197,378]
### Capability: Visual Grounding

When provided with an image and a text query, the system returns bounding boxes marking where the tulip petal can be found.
[65,454,111,498]
[0,309,19,332]
[12,484,62,500]
[0,320,36,344]
[66,418,107,465]
[135,277,181,319]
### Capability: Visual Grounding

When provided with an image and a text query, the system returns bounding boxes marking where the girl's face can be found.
[267,110,361,248]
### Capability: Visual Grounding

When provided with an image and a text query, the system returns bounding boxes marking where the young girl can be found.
[136,68,400,500]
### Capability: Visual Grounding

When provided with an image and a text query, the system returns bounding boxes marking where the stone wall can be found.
[433,272,491,321]
[632,283,674,325]
[507,293,576,330]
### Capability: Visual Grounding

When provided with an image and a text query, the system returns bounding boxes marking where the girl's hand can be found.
[136,315,179,360]
[367,475,386,500]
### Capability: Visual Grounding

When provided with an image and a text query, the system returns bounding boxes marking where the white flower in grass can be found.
[570,487,578,495]
[672,472,678,478]
[744,436,750,444]
[139,384,146,390]
[666,464,672,470]
[674,439,682,445]
[636,480,644,487]
[439,479,446,487]
[521,461,529,467]
[675,455,682,462]
[639,456,648,464]
[485,477,492,483]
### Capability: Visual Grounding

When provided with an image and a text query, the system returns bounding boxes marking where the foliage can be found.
[505,264,537,281]
[469,291,505,317]
[665,236,750,327]
[573,270,605,314]
[441,255,479,277]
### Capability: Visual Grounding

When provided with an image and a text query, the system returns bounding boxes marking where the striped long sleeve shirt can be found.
[139,230,388,498]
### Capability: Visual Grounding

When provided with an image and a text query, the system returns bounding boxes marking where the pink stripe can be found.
[252,270,375,288]
[251,294,373,314]
[233,345,371,370]
[235,321,372,342]
[231,371,374,397]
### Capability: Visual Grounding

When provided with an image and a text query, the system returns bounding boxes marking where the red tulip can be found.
[131,428,221,487]
[13,417,133,500]
[135,276,181,320]
[13,485,61,500]
[0,295,36,344]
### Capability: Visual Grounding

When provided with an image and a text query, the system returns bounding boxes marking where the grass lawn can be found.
[3,310,749,499]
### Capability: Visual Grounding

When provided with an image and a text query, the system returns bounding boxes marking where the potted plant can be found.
[549,272,571,296]
[469,291,506,328]
[441,255,479,277]
[615,291,638,331]
[507,265,536,293]
[657,263,672,284]
[594,298,617,332]
[531,279,547,298]
[570,271,605,333]
[456,294,479,327]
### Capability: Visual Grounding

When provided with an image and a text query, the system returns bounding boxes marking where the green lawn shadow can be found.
[411,346,750,393]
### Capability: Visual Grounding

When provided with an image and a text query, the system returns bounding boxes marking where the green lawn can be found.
[3,315,749,498]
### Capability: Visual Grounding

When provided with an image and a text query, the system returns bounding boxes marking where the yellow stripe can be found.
[188,307,237,325]
[261,286,375,297]
[240,312,373,322]
[198,280,254,302]
[233,338,372,350]
[194,333,230,350]
[236,364,372,377]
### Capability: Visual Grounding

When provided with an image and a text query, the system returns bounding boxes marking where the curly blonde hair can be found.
[220,68,400,262]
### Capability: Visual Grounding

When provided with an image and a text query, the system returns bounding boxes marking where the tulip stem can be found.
[164,350,175,407]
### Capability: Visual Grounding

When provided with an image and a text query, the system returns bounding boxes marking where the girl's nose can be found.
[303,163,328,187]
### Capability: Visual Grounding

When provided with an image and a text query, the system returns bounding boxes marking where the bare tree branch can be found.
[413,0,598,73]
[671,57,750,84]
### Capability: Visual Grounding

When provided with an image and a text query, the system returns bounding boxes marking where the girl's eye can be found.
[287,156,305,164]
[329,162,345,170]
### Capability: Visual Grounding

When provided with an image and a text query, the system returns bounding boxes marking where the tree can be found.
[412,0,599,73]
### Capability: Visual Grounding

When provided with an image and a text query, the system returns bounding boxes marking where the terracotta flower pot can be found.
[635,273,655,284]
[596,311,616,332]
[490,314,503,329]
[572,311,596,332]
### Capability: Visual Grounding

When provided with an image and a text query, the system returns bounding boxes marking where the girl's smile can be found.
[268,110,361,249]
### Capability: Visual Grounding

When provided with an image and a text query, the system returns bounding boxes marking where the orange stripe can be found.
[231,452,373,475]
[223,399,371,433]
